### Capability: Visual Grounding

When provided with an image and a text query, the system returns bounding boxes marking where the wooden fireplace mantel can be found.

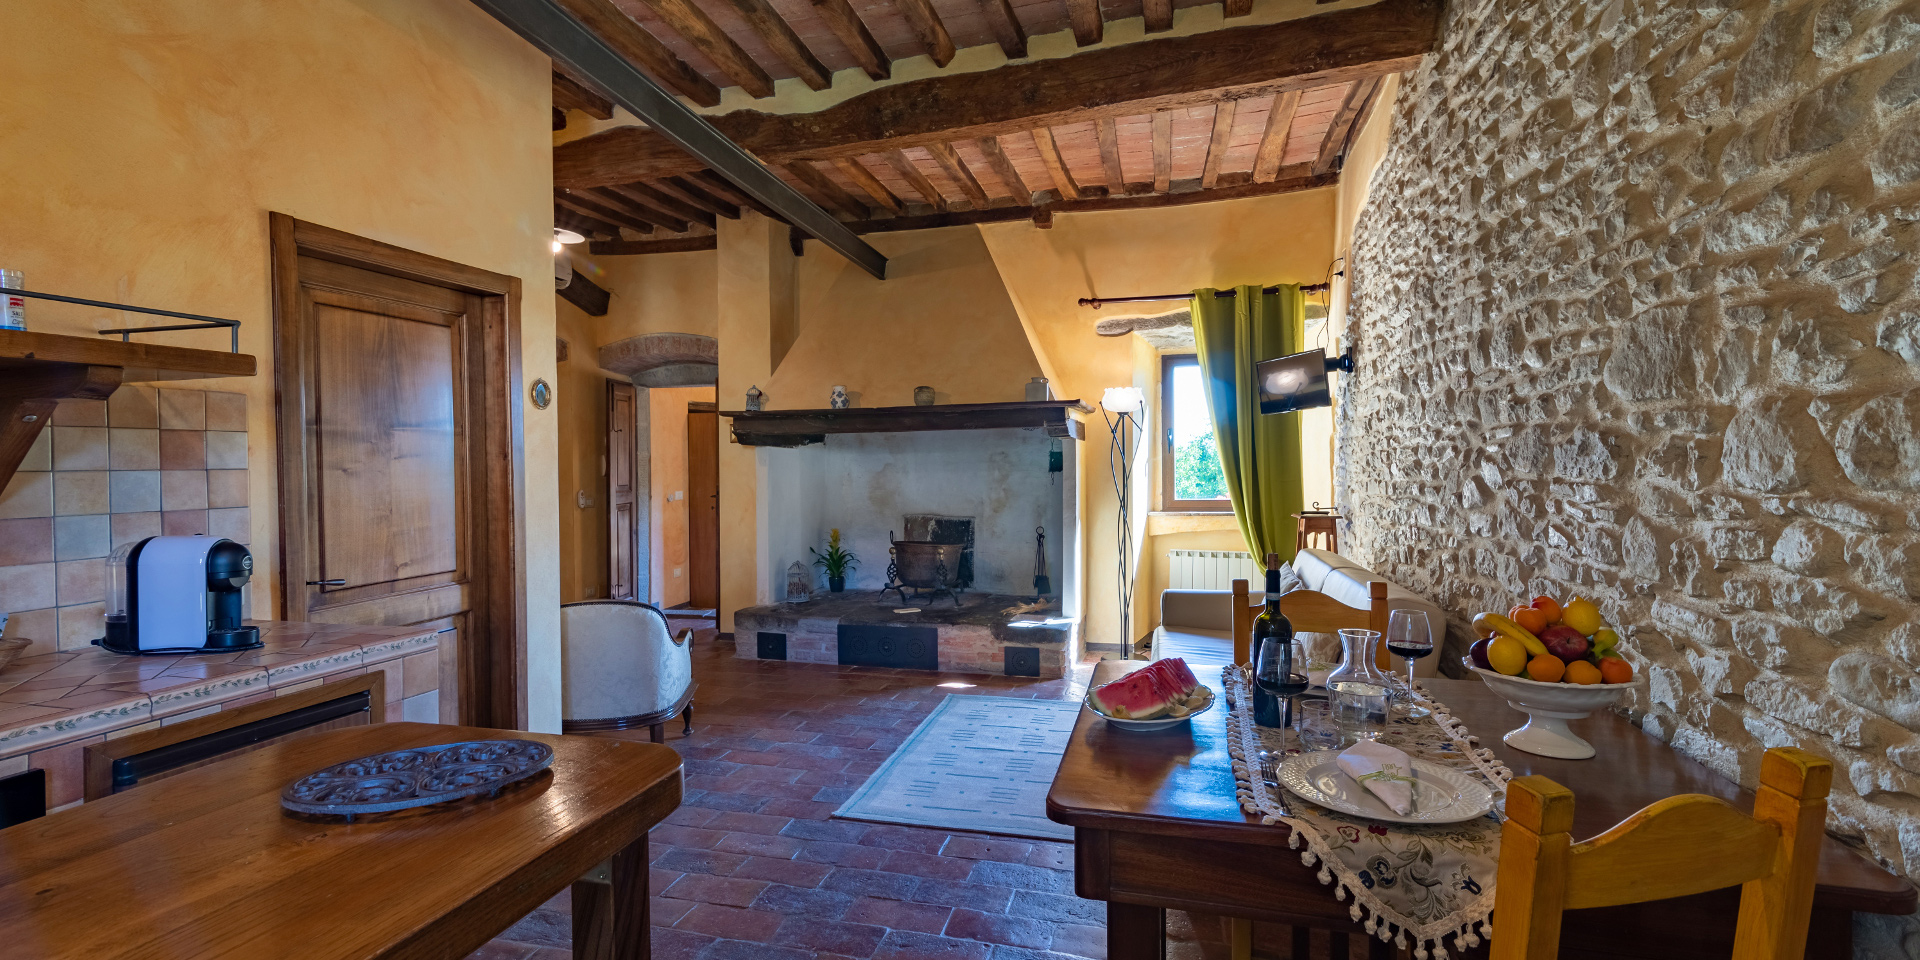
[0,329,257,491]
[719,399,1091,447]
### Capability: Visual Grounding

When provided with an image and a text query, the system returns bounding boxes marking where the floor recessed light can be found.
[938,682,975,689]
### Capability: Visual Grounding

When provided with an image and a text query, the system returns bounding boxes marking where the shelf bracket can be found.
[0,364,124,482]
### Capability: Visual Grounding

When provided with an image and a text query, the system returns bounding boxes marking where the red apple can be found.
[1539,625,1590,662]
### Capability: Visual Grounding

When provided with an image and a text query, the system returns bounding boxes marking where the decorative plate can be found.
[1276,749,1494,825]
[1084,684,1215,731]
[281,739,554,817]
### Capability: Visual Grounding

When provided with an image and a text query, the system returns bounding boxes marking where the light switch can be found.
[673,566,683,577]
[577,489,593,508]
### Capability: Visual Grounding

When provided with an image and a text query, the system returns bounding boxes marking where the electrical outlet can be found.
[673,566,683,577]
[670,490,684,501]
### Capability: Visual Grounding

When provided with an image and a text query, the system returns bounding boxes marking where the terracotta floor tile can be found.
[857,824,947,853]
[653,846,749,877]
[773,916,887,957]
[878,850,974,882]
[872,930,995,960]
[821,866,921,900]
[944,909,1052,950]
[663,873,769,908]
[751,883,857,918]
[733,855,834,888]
[699,939,814,960]
[673,903,786,941]
[844,897,954,935]
[940,837,1034,863]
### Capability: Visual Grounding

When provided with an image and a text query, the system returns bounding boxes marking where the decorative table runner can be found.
[1222,666,1513,960]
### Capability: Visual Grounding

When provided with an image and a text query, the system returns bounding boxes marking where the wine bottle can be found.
[1251,552,1294,729]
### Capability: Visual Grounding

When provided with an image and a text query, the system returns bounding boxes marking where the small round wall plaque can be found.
[531,378,553,409]
[281,739,554,819]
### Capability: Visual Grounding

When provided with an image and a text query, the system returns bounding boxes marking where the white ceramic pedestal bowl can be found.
[1463,661,1644,760]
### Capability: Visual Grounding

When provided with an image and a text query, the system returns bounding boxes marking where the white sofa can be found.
[1151,548,1445,677]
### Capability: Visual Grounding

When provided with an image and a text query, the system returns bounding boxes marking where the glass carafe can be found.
[1327,628,1391,742]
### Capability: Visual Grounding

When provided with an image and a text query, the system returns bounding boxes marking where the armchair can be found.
[560,600,696,743]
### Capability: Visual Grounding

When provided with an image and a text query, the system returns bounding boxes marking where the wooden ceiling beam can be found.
[637,0,775,98]
[610,183,718,227]
[982,0,1028,59]
[975,136,1031,203]
[1200,99,1235,188]
[556,207,625,239]
[1095,117,1126,194]
[1031,127,1081,201]
[655,176,741,218]
[553,68,614,119]
[583,186,691,230]
[895,0,957,66]
[589,235,720,255]
[1223,0,1251,16]
[831,157,907,215]
[1143,0,1172,33]
[1151,110,1172,193]
[784,161,872,219]
[718,0,833,90]
[811,0,892,80]
[1064,0,1102,46]
[923,142,990,208]
[1314,76,1381,176]
[688,169,785,220]
[883,151,950,211]
[1251,89,1300,182]
[551,0,721,106]
[553,0,1441,186]
[556,193,656,234]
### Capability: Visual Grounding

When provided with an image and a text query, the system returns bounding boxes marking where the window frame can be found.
[1160,354,1233,513]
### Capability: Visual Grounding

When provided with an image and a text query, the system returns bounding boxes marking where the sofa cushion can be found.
[1160,589,1236,633]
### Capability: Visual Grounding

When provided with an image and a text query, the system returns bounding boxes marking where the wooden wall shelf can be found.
[719,399,1090,447]
[0,329,257,492]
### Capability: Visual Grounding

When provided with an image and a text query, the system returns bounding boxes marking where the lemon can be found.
[1561,596,1603,636]
[1487,636,1528,676]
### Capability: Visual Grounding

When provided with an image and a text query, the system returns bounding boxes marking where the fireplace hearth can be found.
[733,591,1073,678]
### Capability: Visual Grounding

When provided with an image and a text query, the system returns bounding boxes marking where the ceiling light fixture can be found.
[553,227,586,254]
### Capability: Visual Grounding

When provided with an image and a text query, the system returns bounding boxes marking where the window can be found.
[1161,354,1231,511]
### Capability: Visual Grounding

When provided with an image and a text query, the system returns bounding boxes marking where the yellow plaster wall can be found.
[556,298,613,604]
[0,0,562,727]
[649,386,713,608]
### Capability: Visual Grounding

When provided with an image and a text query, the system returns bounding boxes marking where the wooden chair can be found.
[1230,576,1389,668]
[1493,747,1832,960]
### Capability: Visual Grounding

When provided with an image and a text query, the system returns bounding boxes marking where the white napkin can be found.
[1337,739,1418,816]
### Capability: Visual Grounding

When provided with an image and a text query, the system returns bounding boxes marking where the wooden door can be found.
[607,380,637,600]
[687,402,719,609]
[272,214,523,729]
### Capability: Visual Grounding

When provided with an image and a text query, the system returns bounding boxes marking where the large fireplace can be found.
[724,401,1085,677]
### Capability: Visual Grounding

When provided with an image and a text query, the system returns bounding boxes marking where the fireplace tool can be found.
[1032,526,1050,597]
[880,531,966,607]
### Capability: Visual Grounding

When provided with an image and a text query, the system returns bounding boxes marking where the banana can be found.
[1473,612,1550,657]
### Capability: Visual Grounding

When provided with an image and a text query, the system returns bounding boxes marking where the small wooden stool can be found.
[1294,510,1339,554]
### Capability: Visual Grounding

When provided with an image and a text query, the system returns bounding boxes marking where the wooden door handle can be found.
[307,579,346,586]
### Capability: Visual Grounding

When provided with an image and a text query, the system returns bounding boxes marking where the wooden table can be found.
[1047,663,1916,960]
[0,722,682,960]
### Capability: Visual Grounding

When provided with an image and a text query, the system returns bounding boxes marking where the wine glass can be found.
[1255,636,1310,753]
[1386,609,1434,719]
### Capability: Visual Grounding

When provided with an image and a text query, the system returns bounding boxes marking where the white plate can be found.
[1084,684,1215,731]
[1276,749,1494,824]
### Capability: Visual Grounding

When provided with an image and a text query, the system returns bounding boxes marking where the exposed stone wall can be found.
[1336,0,1920,949]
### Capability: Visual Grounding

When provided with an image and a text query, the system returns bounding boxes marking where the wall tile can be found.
[207,470,248,509]
[52,471,109,516]
[159,470,208,511]
[0,518,53,566]
[19,431,50,472]
[110,512,162,546]
[162,510,207,536]
[158,430,205,470]
[0,472,52,520]
[53,514,110,561]
[57,602,104,650]
[205,392,247,431]
[107,428,159,470]
[207,507,249,544]
[107,385,159,429]
[51,399,105,427]
[205,431,248,470]
[29,735,100,808]
[401,690,440,724]
[0,563,57,613]
[401,650,438,699]
[4,608,59,658]
[51,427,108,471]
[108,471,161,514]
[157,390,206,430]
[55,559,105,607]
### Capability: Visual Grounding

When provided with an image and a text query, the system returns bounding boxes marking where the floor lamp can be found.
[1102,387,1145,654]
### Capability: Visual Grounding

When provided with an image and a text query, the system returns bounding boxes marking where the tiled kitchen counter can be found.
[0,620,442,809]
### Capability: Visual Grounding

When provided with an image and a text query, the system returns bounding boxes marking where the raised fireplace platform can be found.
[732,592,1079,678]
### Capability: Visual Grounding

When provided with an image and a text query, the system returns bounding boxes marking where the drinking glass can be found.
[1255,635,1309,752]
[1386,610,1434,719]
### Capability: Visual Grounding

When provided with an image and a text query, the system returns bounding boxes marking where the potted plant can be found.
[811,528,858,593]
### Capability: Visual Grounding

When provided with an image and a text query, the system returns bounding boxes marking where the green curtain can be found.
[1190,284,1306,568]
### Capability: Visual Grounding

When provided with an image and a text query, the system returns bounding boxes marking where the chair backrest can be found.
[1491,747,1832,960]
[1230,578,1388,666]
[559,600,692,722]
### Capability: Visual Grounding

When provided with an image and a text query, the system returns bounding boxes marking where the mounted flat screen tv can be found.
[1256,349,1352,414]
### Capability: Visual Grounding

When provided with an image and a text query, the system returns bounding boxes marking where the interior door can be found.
[280,256,479,721]
[687,402,719,609]
[607,380,637,600]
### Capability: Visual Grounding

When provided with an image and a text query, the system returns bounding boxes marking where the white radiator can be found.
[1166,550,1261,591]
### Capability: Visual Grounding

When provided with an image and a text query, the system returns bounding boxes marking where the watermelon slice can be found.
[1146,657,1199,696]
[1089,670,1171,719]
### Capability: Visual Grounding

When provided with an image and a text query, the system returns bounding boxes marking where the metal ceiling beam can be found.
[468,0,888,280]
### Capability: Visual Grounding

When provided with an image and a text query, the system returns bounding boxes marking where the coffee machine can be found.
[101,536,262,654]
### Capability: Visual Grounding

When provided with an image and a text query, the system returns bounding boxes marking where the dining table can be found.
[0,721,682,960]
[1047,661,1916,960]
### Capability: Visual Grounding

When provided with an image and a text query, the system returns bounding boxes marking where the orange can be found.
[1510,606,1549,635]
[1530,596,1562,624]
[1565,660,1603,685]
[1525,654,1566,683]
[1599,657,1633,684]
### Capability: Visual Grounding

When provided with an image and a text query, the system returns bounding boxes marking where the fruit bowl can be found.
[1463,660,1644,760]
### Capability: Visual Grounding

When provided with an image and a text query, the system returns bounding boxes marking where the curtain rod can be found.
[1078,282,1331,310]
